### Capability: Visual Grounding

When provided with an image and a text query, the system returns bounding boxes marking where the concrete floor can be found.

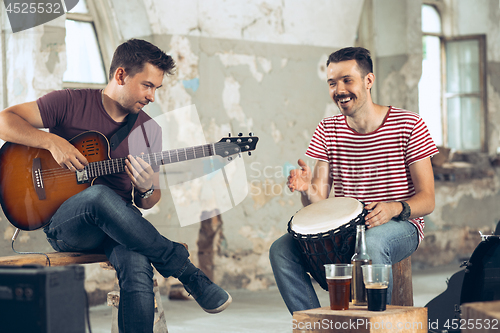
[85,263,463,333]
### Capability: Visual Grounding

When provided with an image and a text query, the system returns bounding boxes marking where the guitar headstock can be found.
[215,133,259,158]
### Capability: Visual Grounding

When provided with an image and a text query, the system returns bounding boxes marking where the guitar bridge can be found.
[76,169,89,184]
[32,158,46,200]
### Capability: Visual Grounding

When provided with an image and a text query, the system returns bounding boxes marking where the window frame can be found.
[63,0,118,89]
[442,34,487,152]
[420,2,488,152]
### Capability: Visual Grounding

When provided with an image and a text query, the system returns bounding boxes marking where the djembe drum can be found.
[287,197,367,290]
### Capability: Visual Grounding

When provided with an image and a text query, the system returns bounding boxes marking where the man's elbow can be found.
[423,194,435,216]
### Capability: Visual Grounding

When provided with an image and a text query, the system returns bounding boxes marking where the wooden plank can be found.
[0,252,108,266]
[462,301,500,332]
[392,257,413,306]
[293,305,427,333]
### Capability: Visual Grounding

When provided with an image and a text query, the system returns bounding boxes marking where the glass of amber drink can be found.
[324,264,353,310]
[361,264,391,311]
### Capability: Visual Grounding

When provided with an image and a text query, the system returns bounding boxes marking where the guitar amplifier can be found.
[0,265,86,333]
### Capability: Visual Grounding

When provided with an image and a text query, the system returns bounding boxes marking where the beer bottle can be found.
[351,225,371,306]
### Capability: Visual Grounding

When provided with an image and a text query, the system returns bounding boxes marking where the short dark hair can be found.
[109,39,175,81]
[326,47,373,77]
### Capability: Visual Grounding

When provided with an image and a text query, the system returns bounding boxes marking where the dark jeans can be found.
[43,185,189,333]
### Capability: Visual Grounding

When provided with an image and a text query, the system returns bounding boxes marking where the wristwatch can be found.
[395,201,411,221]
[138,187,154,199]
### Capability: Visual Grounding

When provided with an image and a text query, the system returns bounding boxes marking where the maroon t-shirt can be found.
[37,89,162,203]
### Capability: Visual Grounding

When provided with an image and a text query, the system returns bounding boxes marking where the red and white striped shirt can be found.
[305,107,438,244]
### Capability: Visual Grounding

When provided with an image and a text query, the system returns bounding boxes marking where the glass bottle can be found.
[351,225,372,306]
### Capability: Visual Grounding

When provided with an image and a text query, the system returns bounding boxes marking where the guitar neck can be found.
[85,143,216,178]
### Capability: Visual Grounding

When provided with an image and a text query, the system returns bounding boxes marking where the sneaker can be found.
[183,269,232,314]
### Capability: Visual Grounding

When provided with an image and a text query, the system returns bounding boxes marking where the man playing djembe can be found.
[269,47,438,314]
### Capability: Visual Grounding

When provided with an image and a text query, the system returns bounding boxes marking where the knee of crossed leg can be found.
[82,184,118,208]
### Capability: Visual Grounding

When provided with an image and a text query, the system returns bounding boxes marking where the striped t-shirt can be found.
[305,106,438,243]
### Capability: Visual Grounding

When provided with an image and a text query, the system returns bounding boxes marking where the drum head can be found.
[290,197,363,235]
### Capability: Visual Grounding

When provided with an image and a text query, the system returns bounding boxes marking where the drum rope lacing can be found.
[287,207,368,291]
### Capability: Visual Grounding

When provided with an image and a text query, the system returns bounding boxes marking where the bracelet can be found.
[395,201,411,221]
[138,187,154,199]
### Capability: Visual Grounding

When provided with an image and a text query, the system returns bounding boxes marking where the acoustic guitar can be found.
[0,131,258,231]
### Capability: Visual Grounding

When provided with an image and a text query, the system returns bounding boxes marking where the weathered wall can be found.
[412,0,500,268]
[0,13,67,251]
[0,0,363,303]
[138,0,364,291]
[143,33,340,291]
[2,0,500,306]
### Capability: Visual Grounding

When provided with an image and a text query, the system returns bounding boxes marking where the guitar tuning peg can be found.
[238,133,243,137]
[248,152,252,156]
[228,133,231,137]
[249,132,254,136]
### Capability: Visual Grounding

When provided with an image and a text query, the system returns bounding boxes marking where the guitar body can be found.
[0,131,109,231]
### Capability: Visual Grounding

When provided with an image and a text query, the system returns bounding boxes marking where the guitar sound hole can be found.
[82,141,99,156]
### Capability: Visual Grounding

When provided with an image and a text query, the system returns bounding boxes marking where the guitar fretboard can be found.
[85,143,216,178]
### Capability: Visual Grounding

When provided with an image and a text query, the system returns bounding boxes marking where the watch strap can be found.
[138,187,154,199]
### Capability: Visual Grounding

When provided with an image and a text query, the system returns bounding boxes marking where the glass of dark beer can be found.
[361,264,391,311]
[324,264,353,310]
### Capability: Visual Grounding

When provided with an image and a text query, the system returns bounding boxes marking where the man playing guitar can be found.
[0,39,231,333]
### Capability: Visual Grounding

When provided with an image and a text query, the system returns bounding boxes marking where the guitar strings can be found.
[36,142,242,180]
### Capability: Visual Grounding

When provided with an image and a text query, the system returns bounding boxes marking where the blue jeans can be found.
[43,185,190,333]
[269,220,418,314]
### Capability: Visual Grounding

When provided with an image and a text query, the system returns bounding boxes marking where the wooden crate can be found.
[461,301,500,332]
[293,305,427,333]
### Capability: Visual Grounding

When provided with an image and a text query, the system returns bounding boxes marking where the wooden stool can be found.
[392,257,413,306]
[0,251,108,266]
[293,305,427,333]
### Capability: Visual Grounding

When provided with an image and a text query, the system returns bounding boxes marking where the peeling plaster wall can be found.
[369,0,422,112]
[145,34,336,290]
[6,22,66,106]
[142,0,364,49]
[0,0,152,306]
[0,17,67,256]
[3,0,500,303]
[0,0,360,301]
[119,0,367,291]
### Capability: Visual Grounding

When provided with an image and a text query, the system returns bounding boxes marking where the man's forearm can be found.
[300,183,330,207]
[0,106,50,149]
[404,190,435,219]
